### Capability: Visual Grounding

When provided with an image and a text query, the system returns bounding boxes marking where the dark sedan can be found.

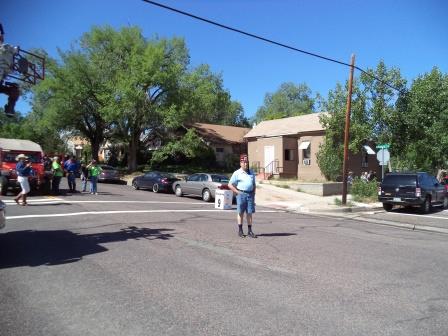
[132,171,180,193]
[98,165,122,183]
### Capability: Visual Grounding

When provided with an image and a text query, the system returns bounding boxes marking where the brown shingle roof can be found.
[244,112,328,138]
[190,123,250,144]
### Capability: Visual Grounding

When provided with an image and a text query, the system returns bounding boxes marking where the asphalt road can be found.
[1,181,448,336]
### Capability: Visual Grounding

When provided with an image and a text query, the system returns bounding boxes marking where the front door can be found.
[264,146,275,173]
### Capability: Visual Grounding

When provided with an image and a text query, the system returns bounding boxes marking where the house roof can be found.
[0,138,43,152]
[190,123,250,145]
[244,112,328,138]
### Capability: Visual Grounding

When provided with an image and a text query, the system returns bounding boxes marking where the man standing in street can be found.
[51,156,63,195]
[228,154,257,238]
[64,155,80,192]
[14,154,31,206]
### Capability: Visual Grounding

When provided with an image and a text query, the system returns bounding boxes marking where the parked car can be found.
[378,172,448,213]
[172,173,231,202]
[132,171,179,193]
[98,165,122,183]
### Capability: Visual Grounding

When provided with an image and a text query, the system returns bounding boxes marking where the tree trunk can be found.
[128,131,139,172]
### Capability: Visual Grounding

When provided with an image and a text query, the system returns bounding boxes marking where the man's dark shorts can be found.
[236,192,255,214]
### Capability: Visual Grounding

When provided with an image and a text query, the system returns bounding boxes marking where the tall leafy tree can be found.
[394,67,448,171]
[32,26,244,170]
[253,82,316,122]
[317,61,406,180]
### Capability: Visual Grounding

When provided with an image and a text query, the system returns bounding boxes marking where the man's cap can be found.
[53,156,59,160]
[16,153,28,160]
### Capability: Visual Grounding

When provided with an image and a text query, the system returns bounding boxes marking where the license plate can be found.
[393,197,401,202]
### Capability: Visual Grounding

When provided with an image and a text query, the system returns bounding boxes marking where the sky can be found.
[2,0,447,119]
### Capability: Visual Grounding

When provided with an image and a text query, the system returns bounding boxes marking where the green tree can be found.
[32,26,244,171]
[150,128,215,168]
[253,82,316,122]
[317,61,406,180]
[394,67,448,171]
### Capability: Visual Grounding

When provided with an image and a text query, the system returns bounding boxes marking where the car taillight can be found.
[377,186,382,195]
[416,187,421,197]
[218,184,229,190]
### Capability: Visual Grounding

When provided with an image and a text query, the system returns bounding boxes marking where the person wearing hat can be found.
[228,154,257,238]
[51,156,64,195]
[14,154,32,205]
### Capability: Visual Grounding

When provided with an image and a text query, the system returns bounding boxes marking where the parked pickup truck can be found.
[0,138,52,195]
[378,172,448,213]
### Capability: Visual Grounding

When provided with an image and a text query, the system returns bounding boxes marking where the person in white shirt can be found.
[228,155,257,238]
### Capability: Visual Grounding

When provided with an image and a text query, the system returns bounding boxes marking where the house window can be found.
[284,149,295,161]
[216,148,224,153]
[299,141,311,165]
[362,151,369,168]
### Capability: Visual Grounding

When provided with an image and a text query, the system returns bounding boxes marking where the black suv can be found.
[378,172,448,213]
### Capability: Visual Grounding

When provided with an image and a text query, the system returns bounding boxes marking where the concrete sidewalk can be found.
[255,182,382,214]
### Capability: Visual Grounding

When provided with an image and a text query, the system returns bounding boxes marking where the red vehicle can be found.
[0,138,52,195]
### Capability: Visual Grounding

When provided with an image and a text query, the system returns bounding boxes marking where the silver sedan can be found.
[172,173,231,202]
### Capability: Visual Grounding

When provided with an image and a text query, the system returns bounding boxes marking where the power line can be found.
[141,0,405,94]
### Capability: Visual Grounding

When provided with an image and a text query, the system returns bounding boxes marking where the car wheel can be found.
[175,185,183,197]
[202,188,212,202]
[152,183,159,193]
[0,183,7,196]
[443,196,448,209]
[132,181,139,190]
[420,197,431,214]
[382,203,393,212]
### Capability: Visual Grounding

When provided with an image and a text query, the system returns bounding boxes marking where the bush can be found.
[350,177,378,202]
[150,129,215,169]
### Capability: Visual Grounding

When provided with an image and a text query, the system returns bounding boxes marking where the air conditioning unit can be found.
[303,159,311,165]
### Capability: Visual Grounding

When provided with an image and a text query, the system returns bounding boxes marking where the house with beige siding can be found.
[244,112,380,181]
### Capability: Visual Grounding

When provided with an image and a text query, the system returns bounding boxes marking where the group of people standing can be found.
[49,156,102,195]
[347,170,377,185]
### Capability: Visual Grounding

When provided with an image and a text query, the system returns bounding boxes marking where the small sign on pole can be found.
[376,148,390,180]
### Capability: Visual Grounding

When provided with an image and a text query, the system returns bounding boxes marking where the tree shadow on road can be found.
[0,226,174,269]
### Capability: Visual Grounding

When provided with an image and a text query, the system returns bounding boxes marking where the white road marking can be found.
[6,209,281,220]
[2,199,211,205]
[3,198,64,204]
[386,212,448,220]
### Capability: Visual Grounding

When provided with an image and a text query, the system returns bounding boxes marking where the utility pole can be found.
[341,54,355,205]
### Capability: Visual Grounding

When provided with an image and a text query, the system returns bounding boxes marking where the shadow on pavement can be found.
[0,226,174,269]
[256,233,297,237]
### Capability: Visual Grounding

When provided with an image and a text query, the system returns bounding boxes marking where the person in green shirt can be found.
[87,160,102,194]
[51,156,64,195]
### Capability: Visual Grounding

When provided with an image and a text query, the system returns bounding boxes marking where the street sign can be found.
[377,149,390,165]
[376,144,390,149]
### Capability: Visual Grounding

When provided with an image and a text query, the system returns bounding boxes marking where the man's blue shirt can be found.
[65,160,80,172]
[229,168,256,192]
[16,161,31,177]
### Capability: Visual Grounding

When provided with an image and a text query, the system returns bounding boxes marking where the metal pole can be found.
[342,54,355,205]
[382,150,384,180]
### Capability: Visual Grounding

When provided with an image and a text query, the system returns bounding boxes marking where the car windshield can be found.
[101,165,115,170]
[2,152,42,163]
[211,174,229,183]
[382,175,417,186]
[160,172,176,179]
